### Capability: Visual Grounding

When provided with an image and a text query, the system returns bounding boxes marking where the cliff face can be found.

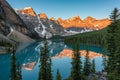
[57,16,85,28]
[57,16,111,29]
[17,7,36,16]
[0,0,28,34]
[39,13,47,19]
[0,0,39,39]
[83,17,111,29]
[17,8,65,38]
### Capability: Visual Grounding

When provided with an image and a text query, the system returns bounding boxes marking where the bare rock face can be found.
[0,0,28,34]
[57,16,111,29]
[0,33,14,44]
[39,13,47,19]
[83,17,111,29]
[38,13,65,36]
[0,0,39,39]
[57,16,85,28]
[17,7,36,16]
[16,8,40,39]
[7,30,35,43]
[50,17,55,21]
[17,10,65,38]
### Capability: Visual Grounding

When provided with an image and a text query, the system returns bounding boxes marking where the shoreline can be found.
[0,51,7,54]
[0,47,7,54]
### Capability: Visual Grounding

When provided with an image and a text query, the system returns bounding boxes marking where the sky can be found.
[7,0,120,20]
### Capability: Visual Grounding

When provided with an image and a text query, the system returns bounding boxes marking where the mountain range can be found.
[17,7,111,29]
[0,0,111,43]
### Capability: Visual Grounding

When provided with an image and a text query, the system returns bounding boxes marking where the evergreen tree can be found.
[70,43,82,80]
[110,8,120,23]
[91,59,96,73]
[47,57,53,80]
[102,55,107,71]
[107,8,120,79]
[16,63,22,80]
[56,69,62,80]
[83,49,91,76]
[92,75,98,80]
[38,36,52,80]
[10,46,17,80]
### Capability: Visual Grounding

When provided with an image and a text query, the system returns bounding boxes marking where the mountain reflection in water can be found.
[0,40,106,80]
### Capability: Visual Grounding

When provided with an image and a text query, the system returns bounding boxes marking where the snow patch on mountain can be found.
[64,29,80,34]
[80,29,93,33]
[23,7,32,10]
[62,28,94,36]
[50,24,53,29]
[34,15,46,36]
[10,27,14,32]
[34,15,53,38]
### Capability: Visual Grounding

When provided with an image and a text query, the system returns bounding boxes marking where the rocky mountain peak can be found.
[68,16,81,21]
[23,7,32,10]
[100,18,110,21]
[50,17,55,21]
[56,16,111,29]
[17,7,36,16]
[57,18,63,22]
[84,16,96,21]
[57,16,84,28]
[38,13,47,19]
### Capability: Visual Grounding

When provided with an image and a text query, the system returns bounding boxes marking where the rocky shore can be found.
[88,71,107,80]
[0,47,7,54]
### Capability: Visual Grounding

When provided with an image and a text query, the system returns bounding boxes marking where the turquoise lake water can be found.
[0,40,105,80]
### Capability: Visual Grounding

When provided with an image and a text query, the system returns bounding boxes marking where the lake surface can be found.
[0,40,106,80]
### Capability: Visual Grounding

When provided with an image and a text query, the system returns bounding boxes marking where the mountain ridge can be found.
[16,7,111,30]
[57,16,111,29]
[17,7,36,16]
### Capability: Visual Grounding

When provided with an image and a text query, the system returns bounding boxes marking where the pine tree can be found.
[102,55,107,71]
[38,36,52,80]
[10,46,17,80]
[91,59,96,73]
[83,49,91,76]
[16,63,22,80]
[47,57,52,80]
[107,8,120,79]
[70,43,82,80]
[56,69,62,80]
[110,8,120,23]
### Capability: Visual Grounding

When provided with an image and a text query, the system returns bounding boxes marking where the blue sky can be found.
[7,0,120,19]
